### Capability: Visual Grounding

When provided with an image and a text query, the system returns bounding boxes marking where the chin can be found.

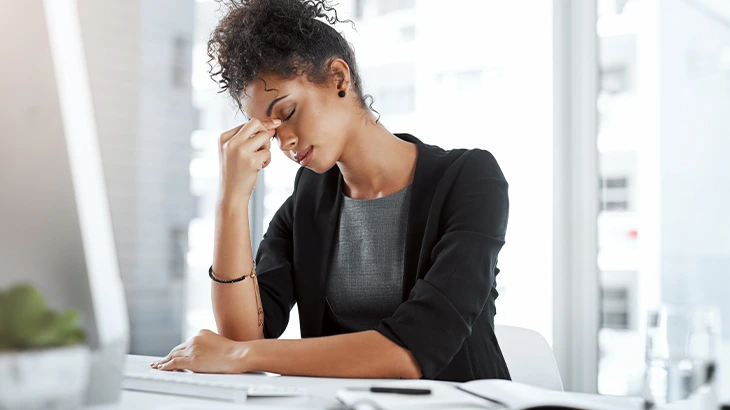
[308,156,338,174]
[308,162,335,174]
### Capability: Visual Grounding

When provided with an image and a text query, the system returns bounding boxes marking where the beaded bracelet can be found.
[209,264,264,327]
[209,266,248,283]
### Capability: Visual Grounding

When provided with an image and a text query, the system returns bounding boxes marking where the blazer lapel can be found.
[396,133,441,300]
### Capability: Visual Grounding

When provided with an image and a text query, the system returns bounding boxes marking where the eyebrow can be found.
[266,94,290,117]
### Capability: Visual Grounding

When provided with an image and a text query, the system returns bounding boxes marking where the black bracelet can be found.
[208,266,247,284]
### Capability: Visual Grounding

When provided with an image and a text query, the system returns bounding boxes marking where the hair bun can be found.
[208,0,376,119]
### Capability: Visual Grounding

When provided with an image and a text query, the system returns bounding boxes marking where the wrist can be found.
[217,196,250,215]
[238,339,266,373]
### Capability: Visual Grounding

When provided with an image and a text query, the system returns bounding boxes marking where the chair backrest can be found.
[494,325,564,391]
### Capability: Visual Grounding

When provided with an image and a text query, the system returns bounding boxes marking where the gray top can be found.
[325,185,412,332]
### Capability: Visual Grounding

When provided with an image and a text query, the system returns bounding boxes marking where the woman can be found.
[151,0,510,382]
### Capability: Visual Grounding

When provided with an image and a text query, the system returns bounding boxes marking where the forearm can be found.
[245,330,422,379]
[211,200,264,341]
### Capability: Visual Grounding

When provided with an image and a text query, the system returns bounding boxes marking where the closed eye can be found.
[273,107,296,140]
[284,107,296,122]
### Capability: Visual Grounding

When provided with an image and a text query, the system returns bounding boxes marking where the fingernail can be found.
[272,119,281,126]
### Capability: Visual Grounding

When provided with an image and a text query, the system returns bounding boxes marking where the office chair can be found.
[495,325,564,391]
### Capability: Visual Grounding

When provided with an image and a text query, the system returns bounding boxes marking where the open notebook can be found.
[458,379,644,410]
[336,379,644,410]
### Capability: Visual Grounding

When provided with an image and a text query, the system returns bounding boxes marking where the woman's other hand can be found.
[150,329,250,373]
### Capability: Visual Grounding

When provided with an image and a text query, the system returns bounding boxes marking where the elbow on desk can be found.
[371,330,422,380]
[395,347,423,380]
[401,365,423,380]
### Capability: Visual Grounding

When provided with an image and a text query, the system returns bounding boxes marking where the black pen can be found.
[345,386,432,395]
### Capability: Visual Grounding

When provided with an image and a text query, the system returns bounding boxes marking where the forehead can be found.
[241,74,308,119]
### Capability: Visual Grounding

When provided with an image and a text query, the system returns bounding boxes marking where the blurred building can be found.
[77,0,197,355]
[596,0,730,395]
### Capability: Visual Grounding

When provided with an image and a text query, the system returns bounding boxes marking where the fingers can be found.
[159,357,190,371]
[221,128,273,171]
[152,347,187,369]
[150,342,187,368]
[253,148,273,169]
[153,351,183,368]
[227,127,273,153]
[219,123,246,146]
[219,118,279,147]
[257,137,272,153]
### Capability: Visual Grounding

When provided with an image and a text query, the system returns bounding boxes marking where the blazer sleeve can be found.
[254,168,304,339]
[376,149,509,379]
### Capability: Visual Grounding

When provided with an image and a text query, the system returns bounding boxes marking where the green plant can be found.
[0,283,85,352]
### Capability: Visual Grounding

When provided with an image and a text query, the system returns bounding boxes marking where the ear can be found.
[328,58,351,93]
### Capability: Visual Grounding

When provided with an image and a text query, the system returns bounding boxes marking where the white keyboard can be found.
[123,370,309,403]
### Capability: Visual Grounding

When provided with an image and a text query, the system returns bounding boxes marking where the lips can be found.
[294,147,313,163]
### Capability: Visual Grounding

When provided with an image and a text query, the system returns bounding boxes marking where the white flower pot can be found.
[0,344,90,410]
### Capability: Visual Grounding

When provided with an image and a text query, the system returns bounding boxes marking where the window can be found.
[600,176,631,212]
[600,283,634,330]
[596,0,730,396]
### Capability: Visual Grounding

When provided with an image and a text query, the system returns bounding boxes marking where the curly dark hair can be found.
[207,0,376,118]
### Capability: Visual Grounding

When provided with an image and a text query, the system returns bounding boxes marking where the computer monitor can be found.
[0,0,129,405]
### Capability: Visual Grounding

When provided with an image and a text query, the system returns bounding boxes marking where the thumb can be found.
[266,119,281,130]
[265,119,281,138]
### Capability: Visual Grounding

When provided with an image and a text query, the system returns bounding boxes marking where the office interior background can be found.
[71,0,729,395]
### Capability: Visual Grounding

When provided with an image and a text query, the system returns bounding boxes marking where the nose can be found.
[277,131,297,152]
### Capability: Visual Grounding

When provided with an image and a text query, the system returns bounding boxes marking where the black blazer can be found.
[254,133,511,382]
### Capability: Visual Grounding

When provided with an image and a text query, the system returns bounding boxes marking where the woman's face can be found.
[241,68,354,174]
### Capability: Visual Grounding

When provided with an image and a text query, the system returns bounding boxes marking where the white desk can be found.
[90,355,730,410]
